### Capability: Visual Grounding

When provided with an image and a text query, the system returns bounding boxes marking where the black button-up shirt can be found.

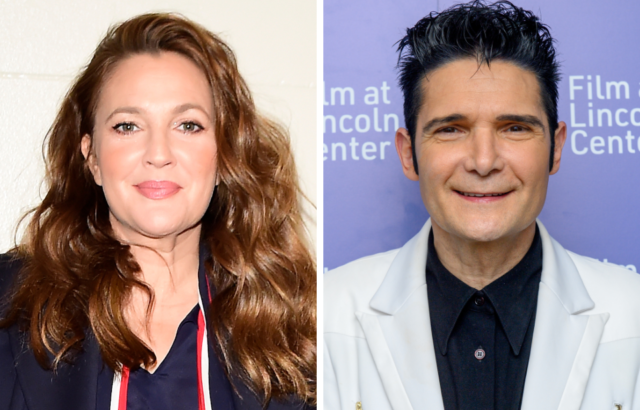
[426,225,542,410]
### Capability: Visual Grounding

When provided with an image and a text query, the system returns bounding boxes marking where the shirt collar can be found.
[426,225,542,356]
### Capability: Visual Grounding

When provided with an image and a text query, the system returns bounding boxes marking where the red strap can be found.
[197,311,206,410]
[118,366,130,409]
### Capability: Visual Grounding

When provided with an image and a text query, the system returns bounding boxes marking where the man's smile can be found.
[454,190,512,198]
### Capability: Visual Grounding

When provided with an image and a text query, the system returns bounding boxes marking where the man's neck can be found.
[432,221,537,290]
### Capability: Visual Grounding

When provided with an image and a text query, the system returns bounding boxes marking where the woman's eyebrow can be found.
[105,107,141,124]
[104,103,212,124]
[172,103,212,121]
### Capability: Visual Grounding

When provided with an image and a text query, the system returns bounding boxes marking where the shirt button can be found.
[474,296,485,306]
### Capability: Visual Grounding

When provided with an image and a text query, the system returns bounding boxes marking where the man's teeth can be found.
[461,192,504,197]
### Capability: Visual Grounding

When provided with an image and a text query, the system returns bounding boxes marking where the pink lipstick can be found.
[134,180,181,200]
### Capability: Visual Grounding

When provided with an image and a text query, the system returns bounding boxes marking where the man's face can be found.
[396,58,566,243]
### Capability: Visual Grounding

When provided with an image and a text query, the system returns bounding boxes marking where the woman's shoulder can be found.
[0,252,23,302]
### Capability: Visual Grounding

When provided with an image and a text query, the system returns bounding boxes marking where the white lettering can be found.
[631,108,640,126]
[339,115,353,133]
[384,113,399,132]
[596,75,605,99]
[591,136,605,154]
[597,108,612,127]
[626,130,636,153]
[362,142,377,160]
[350,137,360,160]
[615,108,629,126]
[606,81,630,99]
[381,81,391,104]
[355,114,370,133]
[570,103,585,127]
[324,115,336,133]
[331,142,346,160]
[331,87,355,105]
[571,130,588,155]
[608,135,623,154]
[364,87,379,105]
[569,76,583,100]
[373,107,382,132]
[380,141,391,159]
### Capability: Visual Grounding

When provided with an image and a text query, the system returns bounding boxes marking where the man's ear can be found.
[550,121,567,175]
[395,127,419,181]
[81,134,102,186]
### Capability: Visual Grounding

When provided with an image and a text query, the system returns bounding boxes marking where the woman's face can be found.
[82,52,218,244]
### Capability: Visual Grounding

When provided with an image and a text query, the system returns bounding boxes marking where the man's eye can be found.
[438,127,459,133]
[177,121,203,133]
[507,125,527,132]
[113,122,139,134]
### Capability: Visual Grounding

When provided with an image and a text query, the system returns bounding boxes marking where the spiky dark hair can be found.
[397,0,560,172]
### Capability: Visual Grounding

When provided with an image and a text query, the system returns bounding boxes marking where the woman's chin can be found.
[112,217,201,244]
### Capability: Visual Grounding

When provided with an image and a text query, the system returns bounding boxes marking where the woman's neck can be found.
[111,218,203,371]
[109,214,202,298]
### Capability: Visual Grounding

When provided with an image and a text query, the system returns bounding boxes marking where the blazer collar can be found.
[369,220,432,314]
[369,219,594,316]
[360,219,605,410]
[536,222,594,314]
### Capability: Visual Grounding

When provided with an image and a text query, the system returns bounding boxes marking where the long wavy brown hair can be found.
[0,13,316,404]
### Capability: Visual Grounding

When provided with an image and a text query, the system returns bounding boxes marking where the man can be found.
[324,2,640,409]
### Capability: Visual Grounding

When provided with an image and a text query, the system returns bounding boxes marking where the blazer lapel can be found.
[521,222,607,410]
[358,220,444,410]
[357,301,443,410]
[358,220,607,410]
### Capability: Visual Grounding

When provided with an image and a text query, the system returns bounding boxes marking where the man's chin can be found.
[433,218,520,244]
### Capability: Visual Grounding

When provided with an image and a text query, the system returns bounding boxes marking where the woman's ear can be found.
[81,134,103,186]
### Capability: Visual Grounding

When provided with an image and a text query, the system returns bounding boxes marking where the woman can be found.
[0,13,316,410]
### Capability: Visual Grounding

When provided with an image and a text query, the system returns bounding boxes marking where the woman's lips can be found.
[134,180,181,200]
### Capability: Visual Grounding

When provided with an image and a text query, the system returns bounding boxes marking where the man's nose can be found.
[464,128,504,177]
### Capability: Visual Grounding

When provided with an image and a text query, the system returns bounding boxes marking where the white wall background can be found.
[0,0,317,251]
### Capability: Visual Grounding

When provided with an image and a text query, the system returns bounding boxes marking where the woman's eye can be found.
[113,122,139,134]
[177,121,203,133]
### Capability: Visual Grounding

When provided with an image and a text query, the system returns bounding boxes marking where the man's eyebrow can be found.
[422,114,467,134]
[496,114,545,130]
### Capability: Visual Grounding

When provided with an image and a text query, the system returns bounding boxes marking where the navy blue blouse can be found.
[127,304,200,410]
[97,303,236,410]
[96,247,237,410]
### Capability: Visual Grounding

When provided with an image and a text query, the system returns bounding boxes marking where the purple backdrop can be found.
[324,0,640,272]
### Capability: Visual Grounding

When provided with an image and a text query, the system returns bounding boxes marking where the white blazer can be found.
[324,220,640,410]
